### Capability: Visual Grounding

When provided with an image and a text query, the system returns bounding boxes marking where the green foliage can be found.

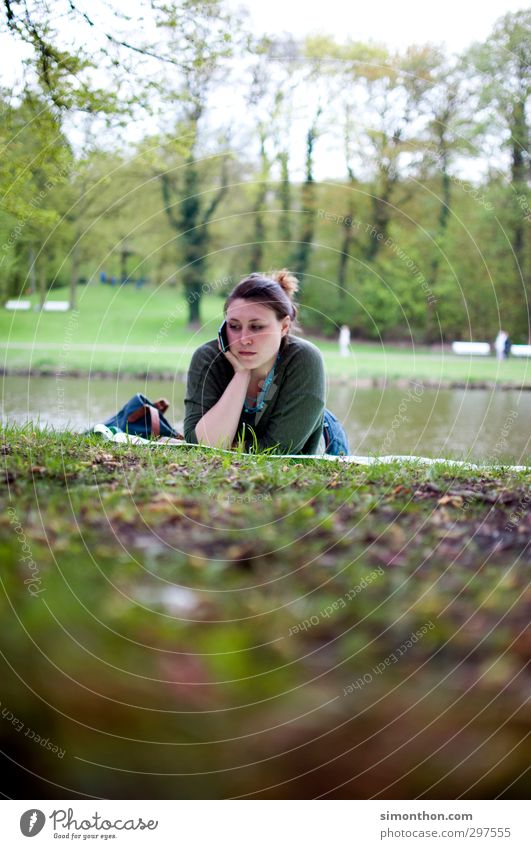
[1,4,529,341]
[463,10,531,331]
[0,1,129,114]
[0,93,74,299]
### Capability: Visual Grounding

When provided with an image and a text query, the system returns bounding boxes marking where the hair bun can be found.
[270,268,299,299]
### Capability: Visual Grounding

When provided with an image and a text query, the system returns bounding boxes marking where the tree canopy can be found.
[1,3,529,340]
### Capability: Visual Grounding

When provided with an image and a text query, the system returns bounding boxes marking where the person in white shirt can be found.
[494,330,508,360]
[339,324,351,357]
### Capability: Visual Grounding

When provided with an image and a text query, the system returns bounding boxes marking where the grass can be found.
[1,426,529,799]
[2,284,530,385]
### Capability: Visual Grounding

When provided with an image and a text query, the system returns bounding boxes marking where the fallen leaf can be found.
[437,494,464,507]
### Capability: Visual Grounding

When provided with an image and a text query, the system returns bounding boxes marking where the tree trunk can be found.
[251,135,270,270]
[426,136,451,342]
[291,109,321,284]
[365,170,396,261]
[337,195,356,303]
[187,288,201,324]
[161,137,228,326]
[69,241,79,311]
[28,245,36,294]
[277,150,291,246]
[5,240,25,299]
[511,92,530,340]
[250,196,266,270]
[38,260,47,311]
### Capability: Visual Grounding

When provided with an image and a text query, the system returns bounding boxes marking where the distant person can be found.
[504,334,511,358]
[339,324,351,357]
[184,270,349,455]
[494,330,508,360]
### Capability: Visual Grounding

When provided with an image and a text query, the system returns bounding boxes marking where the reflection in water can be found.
[330,383,530,463]
[2,375,186,433]
[2,375,530,463]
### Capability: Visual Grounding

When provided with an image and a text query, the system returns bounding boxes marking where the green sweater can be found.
[184,335,326,454]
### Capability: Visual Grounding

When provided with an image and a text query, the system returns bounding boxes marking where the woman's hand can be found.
[195,346,254,449]
[218,339,252,374]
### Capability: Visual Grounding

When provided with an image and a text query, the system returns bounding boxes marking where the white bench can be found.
[42,301,70,312]
[451,341,491,356]
[510,344,531,357]
[5,299,31,310]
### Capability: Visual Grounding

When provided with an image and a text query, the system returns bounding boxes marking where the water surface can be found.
[2,375,529,463]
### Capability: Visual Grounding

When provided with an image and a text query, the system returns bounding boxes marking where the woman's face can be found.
[225,299,290,372]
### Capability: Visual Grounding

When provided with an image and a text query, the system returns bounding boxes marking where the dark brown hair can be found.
[224,269,300,347]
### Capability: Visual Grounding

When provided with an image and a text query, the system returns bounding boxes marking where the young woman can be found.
[184,270,348,455]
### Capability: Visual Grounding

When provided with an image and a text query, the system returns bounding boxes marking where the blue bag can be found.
[103,394,182,439]
[323,408,350,456]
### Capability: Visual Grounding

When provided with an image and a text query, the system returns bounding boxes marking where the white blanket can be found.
[92,424,529,472]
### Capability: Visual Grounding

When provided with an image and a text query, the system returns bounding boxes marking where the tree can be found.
[361,45,443,261]
[415,56,479,341]
[0,0,153,305]
[61,148,143,309]
[466,10,531,339]
[0,1,132,114]
[304,37,443,293]
[153,1,239,325]
[0,92,73,301]
[290,104,322,284]
[244,38,300,270]
[1,0,246,319]
[336,101,362,304]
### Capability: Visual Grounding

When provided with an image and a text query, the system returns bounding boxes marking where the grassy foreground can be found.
[1,428,530,799]
[2,285,530,385]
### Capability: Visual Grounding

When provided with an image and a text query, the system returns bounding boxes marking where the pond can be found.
[2,375,530,463]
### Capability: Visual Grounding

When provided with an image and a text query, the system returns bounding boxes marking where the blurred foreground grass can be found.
[0,427,530,798]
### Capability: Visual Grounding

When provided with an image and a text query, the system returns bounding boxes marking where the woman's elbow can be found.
[193,422,230,450]
[193,421,208,445]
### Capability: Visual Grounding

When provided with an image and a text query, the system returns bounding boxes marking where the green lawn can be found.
[1,427,529,798]
[2,284,530,384]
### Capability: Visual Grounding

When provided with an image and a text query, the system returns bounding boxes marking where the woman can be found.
[184,270,348,455]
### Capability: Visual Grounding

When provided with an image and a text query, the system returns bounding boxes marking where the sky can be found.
[228,0,527,52]
[2,0,527,180]
[221,0,528,179]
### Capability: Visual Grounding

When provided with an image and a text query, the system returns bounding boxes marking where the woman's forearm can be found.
[194,370,251,448]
